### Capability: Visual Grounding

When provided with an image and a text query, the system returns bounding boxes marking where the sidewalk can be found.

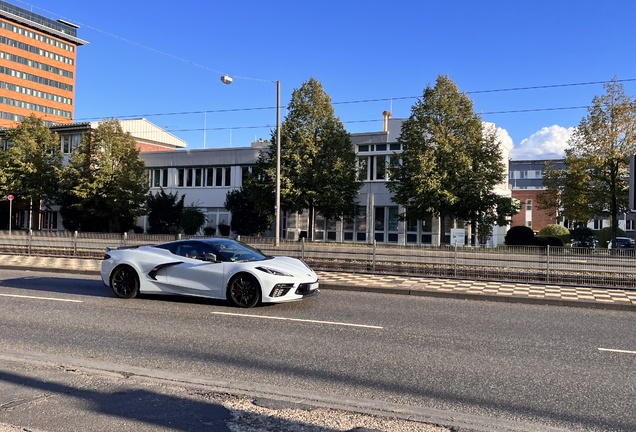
[1,254,635,311]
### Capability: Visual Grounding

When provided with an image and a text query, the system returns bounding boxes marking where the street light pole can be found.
[221,75,281,246]
[275,80,281,247]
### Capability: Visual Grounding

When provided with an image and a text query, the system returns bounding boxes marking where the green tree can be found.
[181,205,206,235]
[61,119,148,233]
[224,186,273,236]
[388,75,514,244]
[146,189,185,234]
[251,77,361,239]
[542,78,636,248]
[538,157,594,227]
[0,115,62,229]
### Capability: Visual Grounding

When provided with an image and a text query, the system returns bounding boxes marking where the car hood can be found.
[257,256,316,277]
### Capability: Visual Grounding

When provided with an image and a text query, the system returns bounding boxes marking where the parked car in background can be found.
[607,237,635,249]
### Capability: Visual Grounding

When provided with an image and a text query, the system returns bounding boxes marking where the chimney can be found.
[382,111,392,132]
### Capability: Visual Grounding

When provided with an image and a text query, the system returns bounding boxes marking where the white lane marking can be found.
[211,311,383,329]
[598,348,636,354]
[0,293,83,303]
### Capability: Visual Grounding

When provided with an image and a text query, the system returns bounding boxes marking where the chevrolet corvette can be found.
[101,238,319,308]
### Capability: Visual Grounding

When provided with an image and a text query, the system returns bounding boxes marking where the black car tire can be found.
[110,265,140,299]
[227,274,261,308]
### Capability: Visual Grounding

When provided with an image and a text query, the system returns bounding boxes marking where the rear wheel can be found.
[227,274,261,308]
[110,265,140,299]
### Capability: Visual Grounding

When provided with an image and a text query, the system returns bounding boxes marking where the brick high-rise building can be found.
[0,0,87,127]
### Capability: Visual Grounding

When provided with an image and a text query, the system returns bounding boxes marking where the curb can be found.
[1,264,635,312]
[0,349,571,432]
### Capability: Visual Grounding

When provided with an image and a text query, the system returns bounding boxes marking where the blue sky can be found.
[18,0,636,159]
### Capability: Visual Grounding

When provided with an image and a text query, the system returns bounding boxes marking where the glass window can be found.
[390,143,401,151]
[62,135,71,154]
[535,170,543,178]
[407,219,418,232]
[358,157,368,181]
[241,167,251,185]
[509,171,514,179]
[526,199,532,211]
[207,168,214,186]
[519,171,528,179]
[216,167,222,186]
[388,207,399,231]
[375,156,386,180]
[186,169,193,187]
[376,144,387,151]
[195,168,202,187]
[358,145,369,152]
[153,169,160,187]
[225,167,231,186]
[178,169,185,187]
[374,207,385,231]
[422,215,432,232]
[162,169,168,187]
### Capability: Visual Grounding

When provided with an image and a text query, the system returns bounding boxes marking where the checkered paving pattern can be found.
[0,254,634,309]
[316,271,636,309]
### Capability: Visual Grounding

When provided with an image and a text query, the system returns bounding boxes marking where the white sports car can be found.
[101,239,319,308]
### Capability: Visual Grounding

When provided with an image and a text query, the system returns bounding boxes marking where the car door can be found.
[163,242,226,298]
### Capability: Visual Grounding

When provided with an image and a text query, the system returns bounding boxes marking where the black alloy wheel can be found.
[227,274,261,308]
[111,265,140,299]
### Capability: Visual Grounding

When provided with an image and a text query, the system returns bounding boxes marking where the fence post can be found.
[28,229,32,255]
[178,233,182,241]
[237,235,241,243]
[122,232,127,248]
[454,240,458,277]
[73,231,77,257]
[373,240,376,272]
[301,237,305,260]
[546,244,550,283]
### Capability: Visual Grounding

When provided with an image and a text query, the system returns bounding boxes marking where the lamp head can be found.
[221,75,233,85]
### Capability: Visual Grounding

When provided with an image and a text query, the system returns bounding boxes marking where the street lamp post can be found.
[221,75,281,247]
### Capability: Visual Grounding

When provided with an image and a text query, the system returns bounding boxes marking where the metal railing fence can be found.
[0,231,634,289]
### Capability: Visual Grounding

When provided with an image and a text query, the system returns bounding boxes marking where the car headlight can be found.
[256,266,294,277]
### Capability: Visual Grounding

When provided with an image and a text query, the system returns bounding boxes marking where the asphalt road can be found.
[0,269,635,431]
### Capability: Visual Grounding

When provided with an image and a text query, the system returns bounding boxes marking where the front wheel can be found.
[227,274,261,308]
[110,265,140,299]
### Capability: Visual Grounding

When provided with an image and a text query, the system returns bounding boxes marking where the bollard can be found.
[373,240,376,272]
[546,244,550,283]
[73,231,77,257]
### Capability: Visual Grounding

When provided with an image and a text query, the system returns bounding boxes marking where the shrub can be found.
[571,227,595,248]
[596,226,627,248]
[538,224,570,245]
[181,206,206,235]
[218,223,231,237]
[168,226,182,235]
[203,226,216,236]
[535,236,564,247]
[505,225,536,246]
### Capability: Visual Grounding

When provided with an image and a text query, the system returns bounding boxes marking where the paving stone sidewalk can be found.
[1,254,635,311]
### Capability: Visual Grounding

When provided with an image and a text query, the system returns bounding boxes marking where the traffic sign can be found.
[7,195,13,201]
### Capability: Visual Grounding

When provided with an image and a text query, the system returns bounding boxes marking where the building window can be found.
[526,221,532,228]
[358,145,369,152]
[241,166,252,185]
[375,156,386,180]
[225,167,231,186]
[509,171,514,179]
[594,219,601,230]
[626,220,634,231]
[525,199,532,211]
[534,170,543,178]
[177,169,185,187]
[355,206,366,242]
[519,171,528,179]
[215,167,223,186]
[358,157,368,181]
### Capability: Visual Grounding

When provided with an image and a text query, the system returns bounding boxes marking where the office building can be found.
[0,0,87,127]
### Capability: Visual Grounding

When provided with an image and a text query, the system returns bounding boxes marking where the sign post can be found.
[7,195,13,235]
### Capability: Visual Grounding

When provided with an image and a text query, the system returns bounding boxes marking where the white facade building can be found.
[140,117,513,246]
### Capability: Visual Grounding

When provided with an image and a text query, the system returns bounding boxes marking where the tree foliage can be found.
[147,189,185,234]
[181,205,206,235]
[387,75,514,243]
[250,77,361,236]
[504,225,536,246]
[540,78,636,248]
[224,186,272,236]
[60,119,148,232]
[0,115,62,226]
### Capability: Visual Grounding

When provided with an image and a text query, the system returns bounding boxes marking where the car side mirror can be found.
[200,254,217,262]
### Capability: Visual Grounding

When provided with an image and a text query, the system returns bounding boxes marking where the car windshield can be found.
[203,239,267,262]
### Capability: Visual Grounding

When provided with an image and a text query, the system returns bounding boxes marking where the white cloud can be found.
[510,125,575,160]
